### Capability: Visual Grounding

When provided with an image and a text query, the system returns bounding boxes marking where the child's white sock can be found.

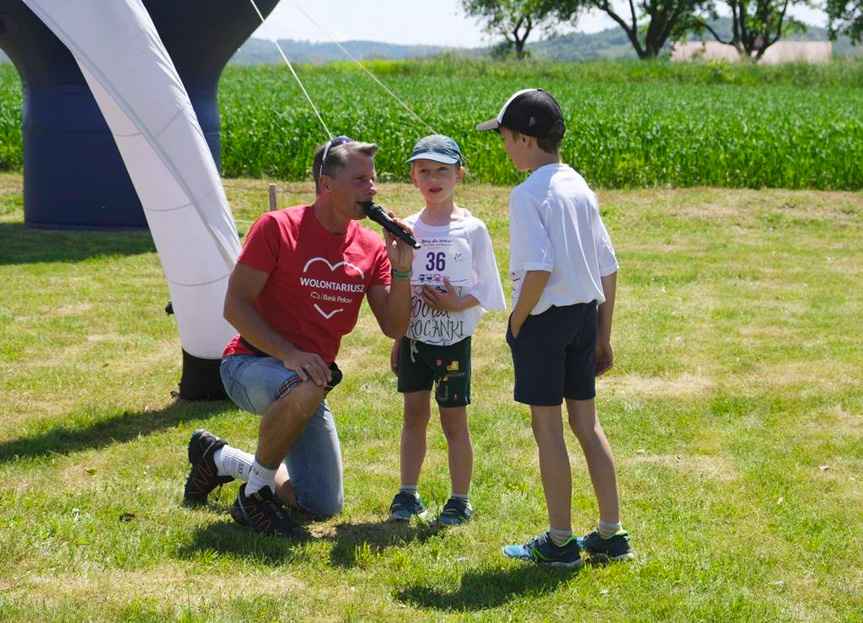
[399,485,419,497]
[245,459,277,496]
[213,445,254,480]
[549,527,573,547]
[449,492,469,502]
[598,519,623,539]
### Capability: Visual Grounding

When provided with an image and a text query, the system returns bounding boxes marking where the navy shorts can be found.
[506,303,598,406]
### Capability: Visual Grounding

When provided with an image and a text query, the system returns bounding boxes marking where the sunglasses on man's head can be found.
[319,136,353,177]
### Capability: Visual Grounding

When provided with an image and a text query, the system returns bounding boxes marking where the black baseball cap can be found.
[475,89,565,139]
[406,134,464,166]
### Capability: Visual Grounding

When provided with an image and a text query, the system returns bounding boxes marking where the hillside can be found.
[229,38,452,65]
[1,18,859,66]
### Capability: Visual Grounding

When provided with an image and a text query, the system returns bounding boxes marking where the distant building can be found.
[671,41,832,64]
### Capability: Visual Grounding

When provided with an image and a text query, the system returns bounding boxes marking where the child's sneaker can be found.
[438,497,472,526]
[502,531,583,567]
[580,529,634,561]
[387,491,428,521]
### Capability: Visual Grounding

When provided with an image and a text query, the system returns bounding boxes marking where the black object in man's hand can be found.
[359,201,421,249]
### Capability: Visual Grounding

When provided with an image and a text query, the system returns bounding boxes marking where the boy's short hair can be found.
[503,126,564,155]
[313,138,379,194]
[475,88,565,153]
[406,134,464,166]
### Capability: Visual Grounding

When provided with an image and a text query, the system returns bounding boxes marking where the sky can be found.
[250,0,829,48]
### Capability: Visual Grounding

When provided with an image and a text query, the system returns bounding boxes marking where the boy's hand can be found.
[421,277,461,312]
[390,339,400,376]
[595,339,613,376]
[509,311,527,338]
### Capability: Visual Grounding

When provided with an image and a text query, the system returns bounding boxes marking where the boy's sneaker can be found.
[183,428,234,503]
[438,497,472,526]
[581,529,635,561]
[502,531,583,567]
[230,483,304,538]
[387,492,428,521]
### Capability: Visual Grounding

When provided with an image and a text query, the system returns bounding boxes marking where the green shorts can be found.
[396,336,471,408]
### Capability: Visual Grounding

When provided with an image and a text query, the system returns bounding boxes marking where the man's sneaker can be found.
[502,531,583,567]
[581,529,635,561]
[387,492,428,521]
[230,483,304,538]
[438,497,472,526]
[183,428,234,503]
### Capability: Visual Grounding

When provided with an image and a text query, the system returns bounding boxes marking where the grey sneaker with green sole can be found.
[502,531,583,567]
[438,497,472,526]
[581,529,634,561]
[387,491,428,521]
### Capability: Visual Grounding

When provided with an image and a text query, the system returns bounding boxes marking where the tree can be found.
[688,0,810,60]
[550,0,712,59]
[826,0,863,44]
[462,0,564,59]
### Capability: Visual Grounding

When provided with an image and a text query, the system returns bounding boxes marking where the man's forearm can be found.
[598,271,617,342]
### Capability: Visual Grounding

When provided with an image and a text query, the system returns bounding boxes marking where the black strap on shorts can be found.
[238,336,343,391]
[239,336,270,358]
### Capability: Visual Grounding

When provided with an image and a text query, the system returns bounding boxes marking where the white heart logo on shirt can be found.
[314,304,343,319]
[303,256,364,320]
[303,257,365,279]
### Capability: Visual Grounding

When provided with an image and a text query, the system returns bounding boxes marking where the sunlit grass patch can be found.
[0,179,860,621]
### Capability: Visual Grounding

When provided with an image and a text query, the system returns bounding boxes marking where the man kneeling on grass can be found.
[183,138,414,537]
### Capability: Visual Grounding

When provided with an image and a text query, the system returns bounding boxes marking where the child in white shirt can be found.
[387,135,505,526]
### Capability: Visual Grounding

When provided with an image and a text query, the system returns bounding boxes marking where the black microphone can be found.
[359,201,421,249]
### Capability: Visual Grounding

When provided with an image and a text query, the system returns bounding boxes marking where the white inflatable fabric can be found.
[23,0,241,360]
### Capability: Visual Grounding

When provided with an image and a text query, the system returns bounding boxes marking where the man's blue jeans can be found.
[220,355,344,518]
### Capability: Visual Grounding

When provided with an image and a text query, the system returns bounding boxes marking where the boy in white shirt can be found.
[476,90,633,565]
[387,135,506,525]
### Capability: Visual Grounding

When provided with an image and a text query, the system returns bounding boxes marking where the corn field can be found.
[2,60,862,189]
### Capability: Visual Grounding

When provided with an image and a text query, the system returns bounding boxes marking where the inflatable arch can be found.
[0,0,280,399]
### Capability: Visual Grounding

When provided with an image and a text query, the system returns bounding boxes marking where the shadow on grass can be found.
[325,520,444,568]
[395,564,580,611]
[177,520,306,566]
[0,222,155,265]
[175,514,445,568]
[0,399,234,463]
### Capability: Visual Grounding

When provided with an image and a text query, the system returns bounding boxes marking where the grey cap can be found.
[406,134,464,165]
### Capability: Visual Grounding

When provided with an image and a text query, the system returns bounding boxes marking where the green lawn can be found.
[0,173,861,621]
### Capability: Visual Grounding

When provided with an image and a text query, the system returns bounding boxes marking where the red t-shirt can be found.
[223,205,392,363]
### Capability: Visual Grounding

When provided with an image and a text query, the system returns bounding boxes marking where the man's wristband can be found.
[391,268,412,280]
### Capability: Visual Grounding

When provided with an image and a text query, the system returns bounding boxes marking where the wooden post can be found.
[268,183,277,212]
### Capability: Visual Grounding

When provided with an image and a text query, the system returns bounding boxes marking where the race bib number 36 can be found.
[412,236,471,287]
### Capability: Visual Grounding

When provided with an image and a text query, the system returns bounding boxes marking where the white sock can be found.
[399,485,418,497]
[245,459,277,496]
[213,445,254,480]
[450,492,469,502]
[598,519,623,539]
[549,526,573,547]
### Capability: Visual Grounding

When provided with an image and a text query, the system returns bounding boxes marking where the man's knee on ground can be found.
[300,486,343,519]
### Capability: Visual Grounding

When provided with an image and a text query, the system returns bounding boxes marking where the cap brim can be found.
[475,118,500,132]
[405,153,460,165]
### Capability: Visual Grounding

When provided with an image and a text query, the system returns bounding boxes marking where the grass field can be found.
[2,59,863,189]
[0,172,860,621]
